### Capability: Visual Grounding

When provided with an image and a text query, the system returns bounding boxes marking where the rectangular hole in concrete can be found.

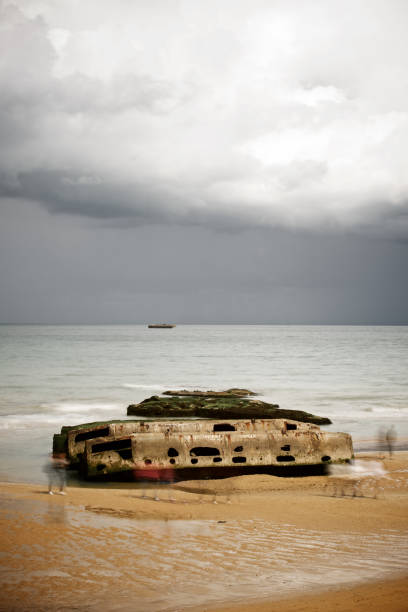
[190,447,220,456]
[213,424,236,431]
[92,439,132,453]
[75,427,110,443]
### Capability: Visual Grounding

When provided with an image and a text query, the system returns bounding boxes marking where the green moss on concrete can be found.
[163,388,257,397]
[60,419,131,435]
[52,433,67,454]
[127,395,332,425]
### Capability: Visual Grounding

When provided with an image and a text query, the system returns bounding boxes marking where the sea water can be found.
[0,325,407,482]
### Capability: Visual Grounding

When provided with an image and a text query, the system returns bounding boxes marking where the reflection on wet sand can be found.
[1,497,407,612]
[46,495,67,525]
[1,453,408,612]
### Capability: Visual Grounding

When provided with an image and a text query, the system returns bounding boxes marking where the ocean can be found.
[0,324,407,483]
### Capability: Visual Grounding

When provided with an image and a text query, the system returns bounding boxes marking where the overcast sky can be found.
[1,0,407,324]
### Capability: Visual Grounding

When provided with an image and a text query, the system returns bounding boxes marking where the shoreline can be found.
[1,451,407,611]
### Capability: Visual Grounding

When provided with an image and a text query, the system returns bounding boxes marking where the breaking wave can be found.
[0,401,124,430]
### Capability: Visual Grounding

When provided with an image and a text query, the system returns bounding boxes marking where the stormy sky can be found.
[1,0,407,324]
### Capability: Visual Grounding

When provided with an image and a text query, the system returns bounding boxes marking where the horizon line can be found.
[0,322,407,327]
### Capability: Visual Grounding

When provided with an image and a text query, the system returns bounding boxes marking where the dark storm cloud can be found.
[1,198,407,324]
[0,170,174,220]
[2,167,408,241]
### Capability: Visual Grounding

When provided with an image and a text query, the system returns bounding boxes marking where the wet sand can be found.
[200,576,408,612]
[0,452,407,611]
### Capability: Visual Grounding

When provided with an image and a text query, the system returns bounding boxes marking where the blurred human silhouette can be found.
[45,452,69,495]
[211,480,232,504]
[378,426,386,457]
[46,495,67,524]
[328,459,388,498]
[134,464,175,501]
[160,467,176,501]
[385,426,397,457]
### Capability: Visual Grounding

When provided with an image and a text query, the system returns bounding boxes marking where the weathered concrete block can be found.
[83,420,353,478]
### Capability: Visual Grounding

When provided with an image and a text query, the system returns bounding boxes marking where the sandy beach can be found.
[1,452,407,612]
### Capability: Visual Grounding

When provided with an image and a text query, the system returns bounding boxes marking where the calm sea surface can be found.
[0,325,407,482]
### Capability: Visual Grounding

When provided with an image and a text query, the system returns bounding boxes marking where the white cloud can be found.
[1,0,408,237]
[293,86,346,108]
[47,27,70,55]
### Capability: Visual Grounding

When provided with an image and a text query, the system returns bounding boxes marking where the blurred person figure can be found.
[328,459,388,498]
[385,426,397,458]
[134,464,175,501]
[378,426,386,458]
[46,496,67,524]
[45,452,69,495]
[134,464,162,500]
[211,481,232,504]
[159,467,176,501]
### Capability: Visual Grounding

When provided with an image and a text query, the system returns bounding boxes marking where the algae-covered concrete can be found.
[127,395,332,424]
[162,388,257,397]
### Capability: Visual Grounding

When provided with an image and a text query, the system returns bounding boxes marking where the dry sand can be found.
[0,452,407,611]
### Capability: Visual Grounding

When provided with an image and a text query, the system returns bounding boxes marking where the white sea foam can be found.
[122,383,207,391]
[122,383,168,390]
[50,401,121,414]
[0,413,64,429]
[0,402,124,430]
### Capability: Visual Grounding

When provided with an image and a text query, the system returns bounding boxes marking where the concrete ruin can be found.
[53,389,352,480]
[54,417,353,479]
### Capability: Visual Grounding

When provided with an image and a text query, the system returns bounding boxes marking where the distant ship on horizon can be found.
[147,323,176,329]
